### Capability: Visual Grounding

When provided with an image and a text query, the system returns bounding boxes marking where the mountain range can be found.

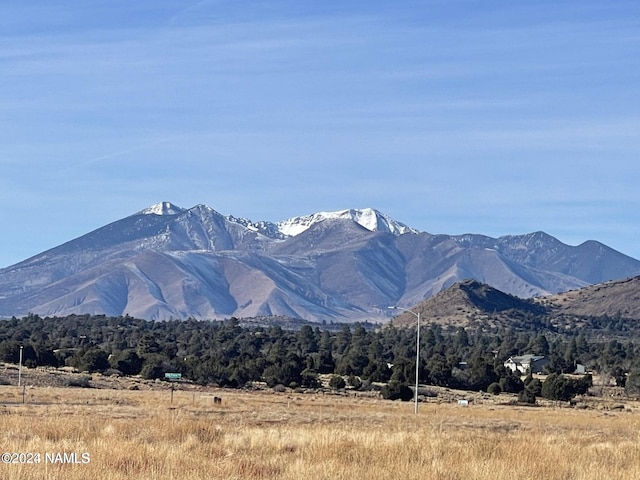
[1,201,639,322]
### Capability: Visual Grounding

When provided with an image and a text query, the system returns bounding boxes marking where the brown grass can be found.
[1,385,640,479]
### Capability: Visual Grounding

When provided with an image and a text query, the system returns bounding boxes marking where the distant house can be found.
[504,354,549,374]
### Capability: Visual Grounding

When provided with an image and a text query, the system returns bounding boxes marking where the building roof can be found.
[506,354,546,364]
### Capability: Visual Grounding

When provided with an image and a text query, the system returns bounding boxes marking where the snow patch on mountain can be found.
[139,202,186,216]
[137,203,414,240]
[277,208,417,237]
[225,216,285,240]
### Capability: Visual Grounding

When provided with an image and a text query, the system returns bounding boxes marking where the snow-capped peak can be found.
[134,203,416,238]
[139,202,186,216]
[277,208,417,237]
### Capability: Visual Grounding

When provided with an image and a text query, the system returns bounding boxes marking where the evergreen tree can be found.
[625,369,640,396]
[110,349,143,375]
[329,375,346,390]
[296,325,319,354]
[381,381,414,401]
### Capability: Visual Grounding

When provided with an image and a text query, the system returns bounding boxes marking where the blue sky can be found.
[1,0,639,268]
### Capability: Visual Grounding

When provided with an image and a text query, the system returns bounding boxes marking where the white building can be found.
[504,354,549,374]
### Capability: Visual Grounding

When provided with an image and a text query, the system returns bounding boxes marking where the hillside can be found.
[390,279,548,330]
[543,276,640,319]
[390,276,640,335]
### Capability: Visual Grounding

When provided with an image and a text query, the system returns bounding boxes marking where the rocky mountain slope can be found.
[389,279,547,329]
[544,276,640,319]
[1,202,639,322]
[390,276,640,332]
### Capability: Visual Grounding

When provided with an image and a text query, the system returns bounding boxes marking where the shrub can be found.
[381,381,414,401]
[69,348,110,373]
[625,369,640,396]
[0,341,19,363]
[347,375,362,390]
[329,375,346,390]
[499,374,524,393]
[518,387,536,404]
[140,361,165,380]
[541,373,567,400]
[526,378,542,396]
[66,375,92,388]
[300,369,320,388]
[109,350,143,376]
[487,382,502,395]
[541,373,592,402]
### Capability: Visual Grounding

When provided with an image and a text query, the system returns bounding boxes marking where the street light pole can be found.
[389,306,421,414]
[18,345,23,387]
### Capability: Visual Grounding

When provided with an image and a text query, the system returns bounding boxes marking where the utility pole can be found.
[18,345,23,387]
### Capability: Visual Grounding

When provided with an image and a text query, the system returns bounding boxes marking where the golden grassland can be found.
[1,384,640,480]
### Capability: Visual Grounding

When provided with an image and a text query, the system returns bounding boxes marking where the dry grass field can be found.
[1,382,640,480]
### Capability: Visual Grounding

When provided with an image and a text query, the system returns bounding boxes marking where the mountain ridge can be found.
[1,202,639,322]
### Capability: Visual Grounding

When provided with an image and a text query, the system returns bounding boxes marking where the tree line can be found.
[1,313,640,401]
